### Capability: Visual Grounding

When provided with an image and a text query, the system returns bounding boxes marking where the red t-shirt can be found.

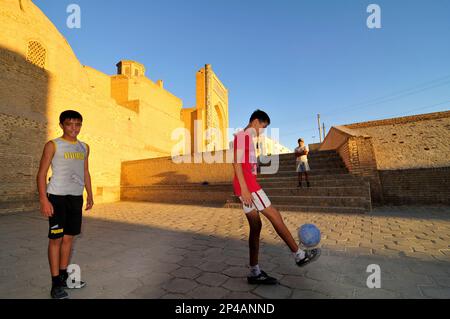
[233,130,262,196]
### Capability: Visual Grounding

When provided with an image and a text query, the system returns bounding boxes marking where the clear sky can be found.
[34,0,450,150]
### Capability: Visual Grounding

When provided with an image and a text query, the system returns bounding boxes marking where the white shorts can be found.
[239,189,272,214]
[296,161,310,172]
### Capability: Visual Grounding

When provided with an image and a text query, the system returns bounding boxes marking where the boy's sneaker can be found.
[306,181,311,188]
[51,285,69,299]
[247,270,278,285]
[297,182,302,188]
[296,248,321,267]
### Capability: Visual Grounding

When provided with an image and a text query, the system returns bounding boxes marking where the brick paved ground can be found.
[1,202,449,299]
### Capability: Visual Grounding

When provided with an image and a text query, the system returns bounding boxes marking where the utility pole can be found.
[322,122,326,141]
[317,114,323,143]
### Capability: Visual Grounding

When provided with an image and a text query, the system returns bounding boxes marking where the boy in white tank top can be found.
[36,110,93,299]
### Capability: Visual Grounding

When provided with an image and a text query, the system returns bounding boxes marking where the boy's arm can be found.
[295,149,304,157]
[36,141,55,217]
[84,144,94,211]
[303,147,309,156]
[232,148,252,206]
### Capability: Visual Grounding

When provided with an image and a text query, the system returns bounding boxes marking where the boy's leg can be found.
[48,238,68,299]
[60,235,74,270]
[240,196,278,285]
[304,172,310,187]
[60,195,85,289]
[48,238,63,277]
[260,206,298,253]
[296,162,302,187]
[47,194,69,299]
[261,205,321,266]
[245,210,262,267]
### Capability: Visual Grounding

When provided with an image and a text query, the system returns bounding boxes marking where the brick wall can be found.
[344,111,450,170]
[120,152,235,202]
[121,152,234,187]
[336,136,383,203]
[379,167,450,205]
[321,110,450,206]
[0,48,49,213]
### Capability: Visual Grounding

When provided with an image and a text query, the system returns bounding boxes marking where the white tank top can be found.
[47,138,87,196]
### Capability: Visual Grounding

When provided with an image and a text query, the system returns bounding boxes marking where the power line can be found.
[381,99,450,119]
[322,74,450,117]
[274,74,450,129]
[323,79,450,118]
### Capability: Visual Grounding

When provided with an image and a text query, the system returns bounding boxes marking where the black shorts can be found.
[47,194,83,239]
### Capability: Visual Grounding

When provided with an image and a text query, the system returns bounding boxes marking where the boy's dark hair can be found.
[59,110,83,124]
[249,109,270,125]
[298,138,304,143]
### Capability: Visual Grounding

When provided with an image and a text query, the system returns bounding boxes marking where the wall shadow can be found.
[121,170,234,208]
[0,46,49,213]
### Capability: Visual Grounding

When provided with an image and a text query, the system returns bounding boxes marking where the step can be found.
[276,150,336,157]
[262,186,370,198]
[277,152,339,160]
[266,167,348,175]
[264,156,342,164]
[273,162,345,170]
[229,195,371,209]
[278,163,346,169]
[225,202,367,214]
[258,179,368,188]
[257,173,358,181]
[262,157,345,166]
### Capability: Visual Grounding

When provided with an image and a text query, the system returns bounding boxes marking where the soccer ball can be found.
[298,224,321,248]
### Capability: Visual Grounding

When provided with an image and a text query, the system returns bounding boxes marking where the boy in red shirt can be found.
[233,110,320,285]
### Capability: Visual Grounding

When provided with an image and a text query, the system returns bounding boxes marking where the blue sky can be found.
[34,0,450,150]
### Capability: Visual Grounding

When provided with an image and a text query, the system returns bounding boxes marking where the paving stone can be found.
[279,275,319,290]
[223,266,248,278]
[198,261,228,272]
[170,267,202,279]
[291,289,330,299]
[253,284,292,299]
[354,288,402,299]
[419,286,450,299]
[127,285,167,299]
[225,291,262,299]
[188,286,230,299]
[161,278,198,294]
[222,277,255,292]
[196,272,229,287]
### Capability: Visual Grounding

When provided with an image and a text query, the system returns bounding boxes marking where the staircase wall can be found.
[321,126,383,204]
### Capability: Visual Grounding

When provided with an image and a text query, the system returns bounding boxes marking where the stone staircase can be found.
[121,150,372,214]
[225,150,372,214]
